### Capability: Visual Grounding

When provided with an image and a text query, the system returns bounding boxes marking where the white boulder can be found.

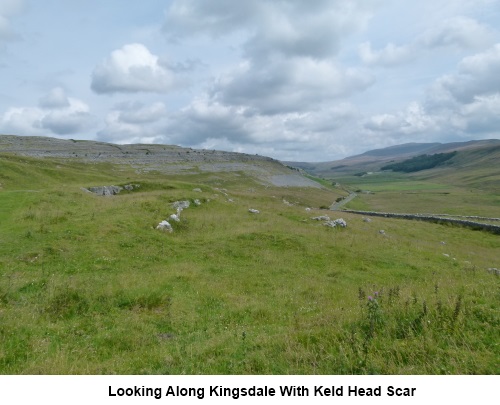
[169,214,180,222]
[156,220,173,232]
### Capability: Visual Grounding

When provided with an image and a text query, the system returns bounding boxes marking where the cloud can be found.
[421,16,495,49]
[430,43,500,104]
[460,94,500,133]
[38,87,70,109]
[1,88,94,136]
[365,44,500,141]
[360,16,495,67]
[211,57,374,115]
[364,102,439,135]
[160,0,380,158]
[359,42,417,67]
[164,97,252,145]
[163,0,259,39]
[161,1,500,159]
[116,101,167,124]
[96,101,169,144]
[161,94,361,160]
[0,0,24,42]
[164,0,374,60]
[91,43,179,94]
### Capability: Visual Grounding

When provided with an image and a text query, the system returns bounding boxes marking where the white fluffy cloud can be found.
[1,88,94,136]
[91,43,179,94]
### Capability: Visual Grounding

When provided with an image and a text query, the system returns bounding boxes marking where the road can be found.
[330,192,357,211]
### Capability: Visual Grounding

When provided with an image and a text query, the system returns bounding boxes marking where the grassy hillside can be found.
[0,153,499,374]
[323,144,500,217]
[297,139,500,181]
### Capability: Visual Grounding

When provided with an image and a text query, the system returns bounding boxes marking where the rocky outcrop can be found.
[87,185,122,196]
[85,184,139,196]
[0,135,323,188]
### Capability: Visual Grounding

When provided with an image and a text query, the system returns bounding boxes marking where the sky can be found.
[1,0,500,161]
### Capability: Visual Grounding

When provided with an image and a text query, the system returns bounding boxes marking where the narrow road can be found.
[330,192,357,211]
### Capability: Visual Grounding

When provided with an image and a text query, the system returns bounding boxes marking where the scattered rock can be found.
[312,215,330,221]
[158,333,175,340]
[334,218,347,228]
[172,200,190,210]
[248,209,260,214]
[194,199,201,206]
[193,188,202,192]
[379,230,385,235]
[362,217,372,223]
[156,220,173,232]
[123,184,140,191]
[169,214,180,222]
[305,207,311,212]
[324,218,347,228]
[443,253,450,257]
[440,241,446,245]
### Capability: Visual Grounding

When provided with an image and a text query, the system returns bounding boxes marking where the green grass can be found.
[333,170,500,218]
[0,155,498,374]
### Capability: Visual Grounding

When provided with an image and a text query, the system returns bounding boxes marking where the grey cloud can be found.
[432,44,500,103]
[166,99,252,145]
[164,0,374,60]
[39,87,70,109]
[360,16,496,67]
[421,17,495,49]
[359,42,417,67]
[1,95,95,137]
[460,94,500,133]
[96,117,154,144]
[116,101,167,124]
[41,111,94,135]
[163,0,259,39]
[0,0,24,42]
[211,57,374,115]
[159,57,206,73]
[96,101,169,144]
[366,45,500,141]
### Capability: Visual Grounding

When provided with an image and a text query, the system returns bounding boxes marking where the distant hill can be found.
[357,142,441,158]
[286,139,500,177]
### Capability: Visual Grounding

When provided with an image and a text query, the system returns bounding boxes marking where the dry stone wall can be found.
[341,209,500,235]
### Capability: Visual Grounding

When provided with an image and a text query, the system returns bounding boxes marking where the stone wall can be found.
[340,209,500,235]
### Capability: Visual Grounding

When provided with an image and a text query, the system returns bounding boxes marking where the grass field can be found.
[0,154,499,374]
[333,171,500,218]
